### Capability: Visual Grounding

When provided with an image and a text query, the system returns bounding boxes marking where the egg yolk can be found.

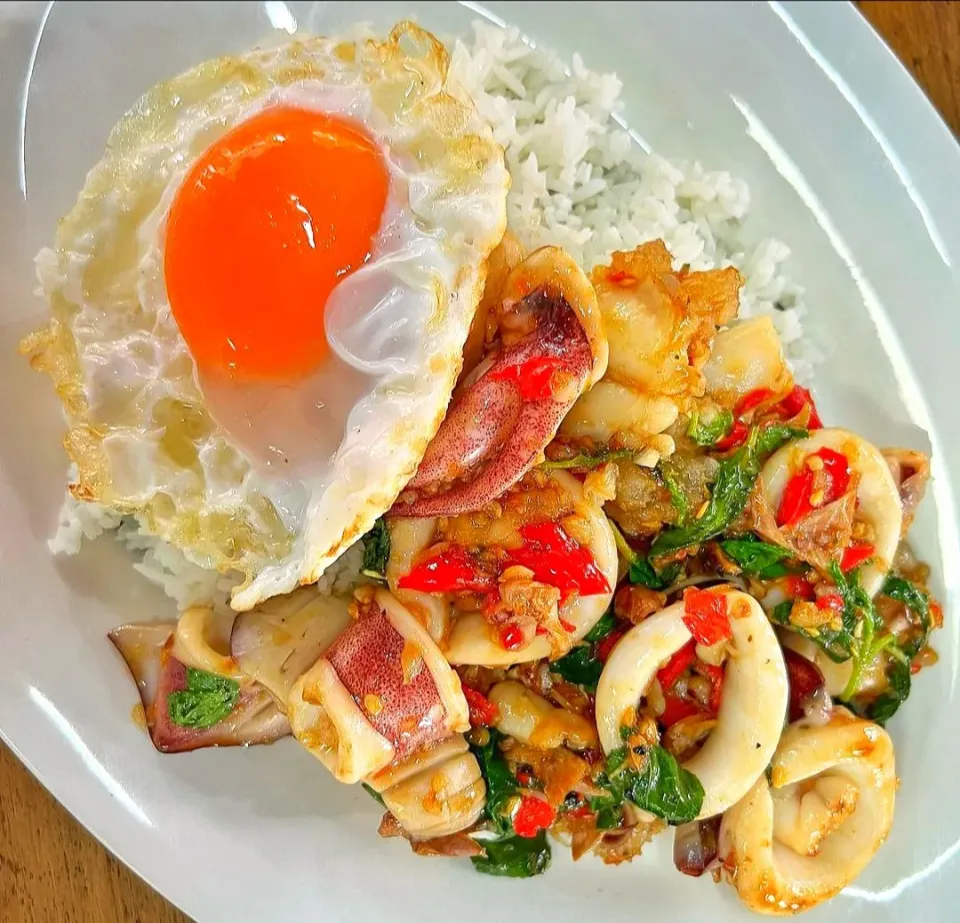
[164,106,389,380]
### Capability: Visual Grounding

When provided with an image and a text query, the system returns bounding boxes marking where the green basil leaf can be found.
[362,783,385,807]
[584,610,618,642]
[660,465,689,525]
[687,409,734,447]
[469,729,519,836]
[471,832,551,878]
[622,746,704,825]
[360,517,390,580]
[720,535,792,579]
[167,668,240,729]
[770,599,853,664]
[865,656,912,726]
[628,557,680,591]
[650,425,807,558]
[881,574,932,658]
[550,645,603,692]
[590,745,704,827]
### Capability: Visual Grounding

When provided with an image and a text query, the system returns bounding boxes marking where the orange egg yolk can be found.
[164,106,389,380]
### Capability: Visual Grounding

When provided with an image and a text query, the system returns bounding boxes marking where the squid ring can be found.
[718,709,896,915]
[388,470,617,667]
[595,590,788,819]
[761,428,902,597]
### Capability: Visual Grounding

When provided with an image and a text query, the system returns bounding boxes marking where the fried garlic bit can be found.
[718,709,896,915]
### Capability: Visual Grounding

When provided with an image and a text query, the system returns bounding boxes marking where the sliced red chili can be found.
[397,545,495,594]
[507,521,610,600]
[714,419,749,452]
[785,575,815,600]
[513,795,557,838]
[682,588,732,646]
[816,593,845,614]
[734,388,775,418]
[489,355,565,401]
[778,385,823,429]
[596,628,626,663]
[656,639,697,692]
[783,647,825,722]
[816,448,851,504]
[659,693,704,729]
[697,662,725,714]
[777,467,816,527]
[499,623,526,651]
[840,542,875,573]
[462,685,499,727]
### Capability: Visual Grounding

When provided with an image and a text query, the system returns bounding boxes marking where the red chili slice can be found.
[513,795,557,838]
[681,588,732,646]
[783,647,825,722]
[397,545,496,594]
[488,355,565,402]
[734,388,775,418]
[697,662,725,714]
[507,522,610,600]
[777,467,816,527]
[840,542,875,573]
[777,385,823,429]
[656,639,697,692]
[659,693,705,729]
[785,575,815,600]
[816,593,845,614]
[462,685,499,727]
[714,419,749,452]
[499,623,526,651]
[596,628,626,664]
[816,448,851,504]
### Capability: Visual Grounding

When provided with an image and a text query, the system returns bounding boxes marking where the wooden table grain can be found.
[2,3,958,922]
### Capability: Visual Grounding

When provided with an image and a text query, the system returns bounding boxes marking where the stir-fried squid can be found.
[105,237,940,912]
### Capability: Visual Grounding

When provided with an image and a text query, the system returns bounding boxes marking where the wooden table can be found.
[2,3,958,921]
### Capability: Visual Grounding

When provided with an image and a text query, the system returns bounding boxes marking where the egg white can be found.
[23,24,509,609]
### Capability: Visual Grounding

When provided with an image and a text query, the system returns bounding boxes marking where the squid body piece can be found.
[718,709,896,915]
[288,587,469,783]
[761,428,902,597]
[595,590,788,819]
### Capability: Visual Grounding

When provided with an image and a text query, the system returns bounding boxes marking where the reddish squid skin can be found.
[394,290,592,518]
[325,601,448,761]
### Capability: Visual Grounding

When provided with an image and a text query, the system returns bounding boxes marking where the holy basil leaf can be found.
[629,557,681,591]
[829,563,888,700]
[590,746,704,826]
[650,425,807,558]
[687,409,734,447]
[720,535,792,579]
[361,783,385,807]
[471,831,551,878]
[881,574,932,658]
[864,655,912,726]
[541,448,638,471]
[550,645,603,692]
[360,518,390,580]
[469,729,519,836]
[167,668,240,729]
[585,610,618,643]
[769,601,852,663]
[660,465,689,525]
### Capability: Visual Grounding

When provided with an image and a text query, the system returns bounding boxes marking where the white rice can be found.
[49,20,816,609]
[449,22,814,379]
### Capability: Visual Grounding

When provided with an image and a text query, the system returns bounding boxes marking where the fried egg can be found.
[22,23,509,610]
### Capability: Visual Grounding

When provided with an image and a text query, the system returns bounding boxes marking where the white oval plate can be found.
[1,2,959,921]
